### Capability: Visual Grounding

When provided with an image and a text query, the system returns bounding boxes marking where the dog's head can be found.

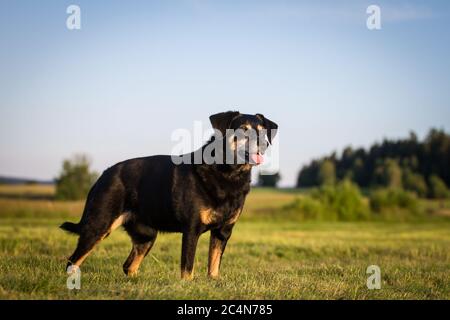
[209,111,278,165]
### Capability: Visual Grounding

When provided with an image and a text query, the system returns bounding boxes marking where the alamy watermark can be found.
[169,121,279,173]
[65,5,382,31]
[367,5,381,30]
[66,265,81,290]
[66,5,81,30]
[366,265,381,289]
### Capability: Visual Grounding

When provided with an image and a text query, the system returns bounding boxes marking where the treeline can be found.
[297,128,450,198]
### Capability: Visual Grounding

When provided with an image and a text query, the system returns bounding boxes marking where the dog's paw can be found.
[123,266,139,277]
[181,271,194,281]
[208,273,220,280]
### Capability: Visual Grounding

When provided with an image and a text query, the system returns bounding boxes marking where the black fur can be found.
[61,111,278,279]
[60,222,80,234]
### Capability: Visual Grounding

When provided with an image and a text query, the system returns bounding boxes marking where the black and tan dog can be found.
[61,111,278,279]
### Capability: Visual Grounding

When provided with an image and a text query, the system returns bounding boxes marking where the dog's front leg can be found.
[181,230,200,280]
[208,225,233,279]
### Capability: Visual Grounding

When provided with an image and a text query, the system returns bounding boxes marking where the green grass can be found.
[0,186,449,299]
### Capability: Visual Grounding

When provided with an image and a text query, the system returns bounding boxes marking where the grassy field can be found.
[0,185,449,299]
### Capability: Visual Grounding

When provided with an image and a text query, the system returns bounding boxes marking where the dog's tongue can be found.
[250,153,264,165]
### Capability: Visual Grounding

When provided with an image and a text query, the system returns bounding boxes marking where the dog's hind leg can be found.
[67,231,106,271]
[64,167,129,272]
[123,222,158,276]
[66,211,129,271]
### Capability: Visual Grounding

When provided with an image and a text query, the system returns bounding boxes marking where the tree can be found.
[428,175,449,199]
[423,129,450,186]
[55,154,98,200]
[297,160,321,187]
[258,172,281,188]
[373,158,402,189]
[385,159,403,189]
[318,160,336,186]
[402,169,427,197]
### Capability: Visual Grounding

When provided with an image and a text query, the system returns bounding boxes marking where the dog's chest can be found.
[199,206,242,226]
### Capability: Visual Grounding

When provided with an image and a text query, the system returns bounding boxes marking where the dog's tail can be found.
[60,180,100,236]
[60,222,81,235]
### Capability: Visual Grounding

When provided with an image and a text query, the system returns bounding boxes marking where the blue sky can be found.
[1,0,449,186]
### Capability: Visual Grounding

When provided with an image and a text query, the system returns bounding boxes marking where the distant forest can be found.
[297,128,450,198]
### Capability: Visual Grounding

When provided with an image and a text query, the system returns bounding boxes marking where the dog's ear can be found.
[209,111,240,136]
[256,114,278,144]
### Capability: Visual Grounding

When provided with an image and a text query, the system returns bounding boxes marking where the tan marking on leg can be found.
[72,251,92,267]
[208,243,222,279]
[71,242,98,267]
[110,212,131,232]
[127,253,145,276]
[71,231,112,267]
[226,209,242,225]
[124,239,155,277]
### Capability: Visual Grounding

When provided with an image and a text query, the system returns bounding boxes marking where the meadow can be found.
[0,185,449,299]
